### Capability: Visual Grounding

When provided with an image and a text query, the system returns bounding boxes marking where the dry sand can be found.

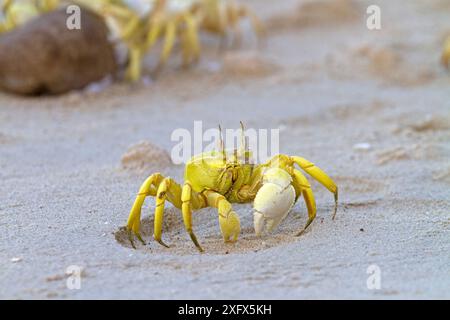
[0,0,449,299]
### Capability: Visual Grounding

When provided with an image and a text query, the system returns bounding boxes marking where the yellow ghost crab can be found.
[126,124,338,252]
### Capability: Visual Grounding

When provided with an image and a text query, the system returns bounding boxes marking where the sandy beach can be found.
[0,0,449,299]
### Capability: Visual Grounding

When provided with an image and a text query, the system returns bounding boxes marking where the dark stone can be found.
[0,6,116,95]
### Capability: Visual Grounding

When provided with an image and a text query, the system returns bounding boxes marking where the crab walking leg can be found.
[292,169,317,236]
[180,13,200,67]
[204,190,241,242]
[2,0,12,13]
[126,47,143,82]
[157,19,177,69]
[101,3,140,41]
[127,173,164,247]
[291,156,338,219]
[144,14,164,51]
[442,37,450,68]
[153,177,182,248]
[120,14,141,42]
[181,181,206,252]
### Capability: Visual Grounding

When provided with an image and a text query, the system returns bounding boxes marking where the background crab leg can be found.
[442,36,450,68]
[180,13,200,67]
[153,177,182,248]
[144,13,164,51]
[291,169,317,236]
[126,47,143,82]
[181,181,206,252]
[157,18,177,70]
[291,156,338,219]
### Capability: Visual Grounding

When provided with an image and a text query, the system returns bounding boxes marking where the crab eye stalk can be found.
[238,121,251,164]
[218,124,227,163]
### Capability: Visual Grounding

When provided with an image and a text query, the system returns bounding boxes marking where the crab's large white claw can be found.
[253,168,296,236]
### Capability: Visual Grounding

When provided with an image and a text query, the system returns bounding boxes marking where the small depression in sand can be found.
[114,176,387,255]
[115,204,311,255]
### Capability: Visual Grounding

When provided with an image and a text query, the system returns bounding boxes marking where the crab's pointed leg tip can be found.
[197,242,205,252]
[333,191,338,220]
[295,229,306,237]
[188,232,204,252]
[155,238,170,248]
[129,237,137,249]
[127,230,136,249]
[136,233,146,245]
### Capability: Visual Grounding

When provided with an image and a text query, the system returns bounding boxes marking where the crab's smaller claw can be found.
[253,168,296,236]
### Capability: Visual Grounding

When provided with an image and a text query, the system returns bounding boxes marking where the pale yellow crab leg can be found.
[180,13,200,67]
[204,190,241,242]
[2,0,12,13]
[126,46,143,82]
[157,18,177,69]
[442,36,450,68]
[101,3,141,41]
[153,177,182,248]
[127,173,164,247]
[144,14,164,51]
[120,16,141,42]
[292,169,317,236]
[291,156,338,219]
[181,181,206,252]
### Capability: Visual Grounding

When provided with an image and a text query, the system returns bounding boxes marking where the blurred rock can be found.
[0,7,116,95]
